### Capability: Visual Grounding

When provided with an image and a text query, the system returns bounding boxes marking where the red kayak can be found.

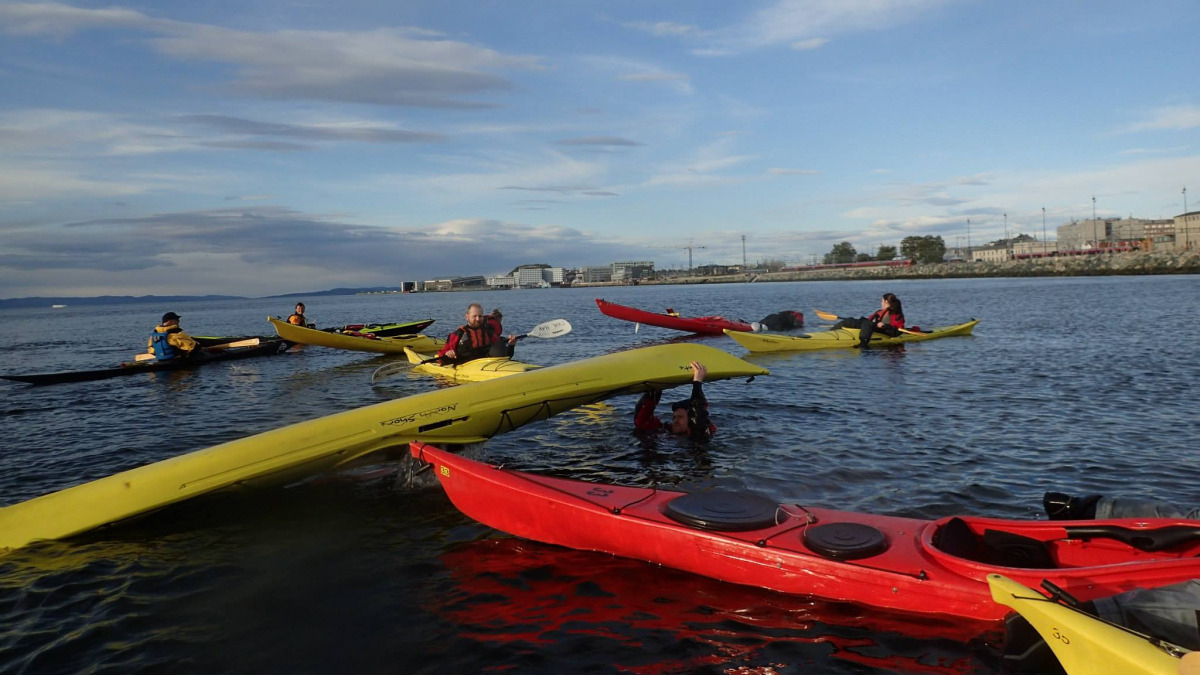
[595,298,756,334]
[412,442,1200,622]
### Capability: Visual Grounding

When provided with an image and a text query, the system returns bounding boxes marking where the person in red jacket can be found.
[633,361,715,441]
[834,293,905,348]
[436,303,517,362]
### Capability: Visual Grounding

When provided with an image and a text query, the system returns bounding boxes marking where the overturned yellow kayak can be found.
[724,319,979,352]
[269,316,445,354]
[0,344,767,552]
[403,346,540,382]
[989,574,1188,675]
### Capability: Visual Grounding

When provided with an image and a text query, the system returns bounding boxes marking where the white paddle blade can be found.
[526,319,572,339]
[370,361,409,384]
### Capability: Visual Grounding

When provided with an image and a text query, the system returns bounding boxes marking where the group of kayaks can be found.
[4,298,1189,672]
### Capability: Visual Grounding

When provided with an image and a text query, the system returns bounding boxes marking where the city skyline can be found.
[1,0,1197,297]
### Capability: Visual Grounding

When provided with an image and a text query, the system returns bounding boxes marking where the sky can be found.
[1,0,1198,297]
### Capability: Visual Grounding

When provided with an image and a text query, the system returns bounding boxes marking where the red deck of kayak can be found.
[412,442,1200,621]
[595,298,755,334]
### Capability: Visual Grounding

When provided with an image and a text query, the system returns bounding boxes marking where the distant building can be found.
[612,261,654,282]
[1176,212,1200,251]
[580,266,612,283]
[1012,240,1058,256]
[423,276,485,291]
[971,245,1009,263]
[1057,217,1159,251]
[487,275,515,289]
[515,266,545,288]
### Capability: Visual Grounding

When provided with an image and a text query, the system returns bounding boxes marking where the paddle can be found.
[134,338,260,362]
[371,319,572,383]
[813,309,924,335]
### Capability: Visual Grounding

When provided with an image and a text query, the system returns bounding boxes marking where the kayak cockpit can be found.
[926,516,1200,571]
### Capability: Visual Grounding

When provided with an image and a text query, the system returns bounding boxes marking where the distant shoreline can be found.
[573,249,1200,287]
[6,251,1197,307]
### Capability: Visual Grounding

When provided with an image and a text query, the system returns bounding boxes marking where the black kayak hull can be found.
[2,339,294,385]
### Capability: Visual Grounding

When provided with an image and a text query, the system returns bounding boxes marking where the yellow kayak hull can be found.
[989,574,1187,675]
[404,347,540,382]
[724,319,979,353]
[269,316,445,354]
[0,344,767,552]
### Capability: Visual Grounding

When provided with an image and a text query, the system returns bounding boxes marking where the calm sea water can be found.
[1,276,1198,674]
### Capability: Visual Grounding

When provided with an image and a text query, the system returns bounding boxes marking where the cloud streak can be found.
[0,3,542,108]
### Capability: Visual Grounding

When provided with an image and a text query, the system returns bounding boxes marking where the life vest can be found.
[452,322,497,360]
[150,327,181,359]
[287,313,307,326]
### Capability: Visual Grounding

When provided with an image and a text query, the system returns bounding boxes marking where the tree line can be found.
[822,236,946,265]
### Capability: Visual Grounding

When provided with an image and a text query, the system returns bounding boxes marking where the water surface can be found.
[1,276,1197,674]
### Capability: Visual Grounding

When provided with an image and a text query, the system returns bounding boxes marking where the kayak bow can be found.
[724,319,979,352]
[269,316,445,354]
[989,574,1188,675]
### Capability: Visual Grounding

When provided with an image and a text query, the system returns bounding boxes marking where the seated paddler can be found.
[436,303,517,363]
[147,312,198,360]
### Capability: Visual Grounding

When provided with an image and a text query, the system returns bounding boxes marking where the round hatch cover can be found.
[663,490,780,531]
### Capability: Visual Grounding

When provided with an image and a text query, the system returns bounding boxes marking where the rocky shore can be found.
[634,250,1200,286]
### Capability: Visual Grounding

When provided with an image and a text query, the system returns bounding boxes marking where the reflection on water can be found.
[1,276,1198,673]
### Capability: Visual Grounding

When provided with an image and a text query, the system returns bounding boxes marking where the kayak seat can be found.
[933,518,1056,569]
[663,491,781,531]
[803,523,889,560]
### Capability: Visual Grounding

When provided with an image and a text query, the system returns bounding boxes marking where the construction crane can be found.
[676,241,706,271]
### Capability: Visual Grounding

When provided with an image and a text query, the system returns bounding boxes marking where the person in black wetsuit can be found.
[633,361,714,441]
[751,310,804,332]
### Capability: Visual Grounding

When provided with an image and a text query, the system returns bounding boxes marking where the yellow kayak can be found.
[724,319,979,353]
[0,344,768,552]
[989,574,1189,675]
[403,347,540,382]
[269,316,445,354]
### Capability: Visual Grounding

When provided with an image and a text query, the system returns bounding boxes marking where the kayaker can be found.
[751,310,804,332]
[634,361,715,440]
[287,303,310,327]
[147,312,198,360]
[834,293,905,348]
[437,303,517,362]
[487,308,504,335]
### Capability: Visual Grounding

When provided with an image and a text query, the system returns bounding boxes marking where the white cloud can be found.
[723,0,953,53]
[585,56,693,95]
[0,2,161,38]
[1118,146,1189,156]
[790,37,830,50]
[768,167,819,175]
[1125,105,1200,132]
[622,21,704,38]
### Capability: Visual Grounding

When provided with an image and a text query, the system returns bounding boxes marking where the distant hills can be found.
[0,287,399,309]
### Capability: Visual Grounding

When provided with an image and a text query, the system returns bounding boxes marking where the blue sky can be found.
[1,0,1197,297]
